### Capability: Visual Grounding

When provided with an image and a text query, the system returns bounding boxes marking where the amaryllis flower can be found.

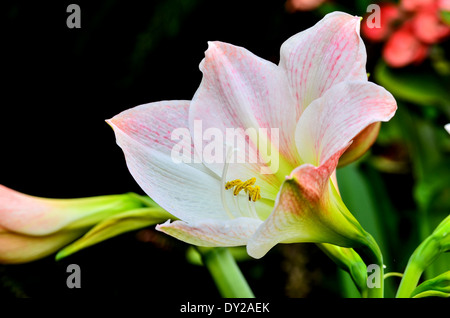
[108,12,397,259]
[0,185,143,263]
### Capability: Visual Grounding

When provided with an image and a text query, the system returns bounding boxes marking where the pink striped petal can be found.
[190,42,299,200]
[280,12,368,115]
[247,149,366,259]
[108,101,229,223]
[295,81,397,166]
[156,217,262,247]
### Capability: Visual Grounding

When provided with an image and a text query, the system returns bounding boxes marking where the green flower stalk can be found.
[396,214,450,297]
[318,243,368,297]
[197,247,254,298]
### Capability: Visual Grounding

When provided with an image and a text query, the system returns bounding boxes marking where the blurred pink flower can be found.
[361,3,401,42]
[362,0,450,67]
[440,0,450,10]
[285,0,326,12]
[383,21,430,68]
[402,0,436,11]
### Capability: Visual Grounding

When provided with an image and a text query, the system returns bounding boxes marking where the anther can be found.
[233,183,245,196]
[225,178,261,202]
[247,185,261,202]
[242,178,256,188]
[225,180,242,190]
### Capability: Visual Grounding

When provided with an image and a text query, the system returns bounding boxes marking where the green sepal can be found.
[318,243,368,296]
[411,271,450,298]
[56,206,174,260]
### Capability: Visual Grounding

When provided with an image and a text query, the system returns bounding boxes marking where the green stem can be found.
[199,247,254,298]
[395,234,440,298]
[396,261,423,298]
[383,272,403,279]
[396,215,450,297]
[361,234,384,298]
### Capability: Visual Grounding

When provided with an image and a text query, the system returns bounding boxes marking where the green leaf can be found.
[392,106,450,278]
[355,0,375,16]
[337,163,388,258]
[55,207,174,260]
[374,61,450,108]
[440,11,450,26]
[414,163,450,211]
[411,271,450,298]
[337,162,398,297]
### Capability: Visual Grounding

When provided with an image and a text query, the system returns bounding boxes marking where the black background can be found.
[2,0,328,198]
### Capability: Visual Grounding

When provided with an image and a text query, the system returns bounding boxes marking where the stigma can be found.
[225,177,261,202]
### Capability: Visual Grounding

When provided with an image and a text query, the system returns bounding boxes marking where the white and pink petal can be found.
[279,12,368,115]
[156,217,263,247]
[295,81,396,166]
[190,41,300,200]
[108,101,229,223]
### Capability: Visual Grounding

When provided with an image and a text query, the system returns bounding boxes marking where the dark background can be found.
[2,0,324,199]
[1,0,352,298]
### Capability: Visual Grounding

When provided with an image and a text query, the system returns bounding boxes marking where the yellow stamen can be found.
[233,183,245,196]
[225,179,242,190]
[247,185,261,202]
[225,178,261,202]
[242,177,256,188]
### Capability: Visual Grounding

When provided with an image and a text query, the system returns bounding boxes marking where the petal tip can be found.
[155,219,172,231]
[105,114,122,128]
[246,240,269,259]
[246,247,264,260]
[105,118,113,127]
[206,41,221,53]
